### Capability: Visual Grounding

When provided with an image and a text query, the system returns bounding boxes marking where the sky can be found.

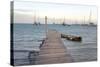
[14,1,97,24]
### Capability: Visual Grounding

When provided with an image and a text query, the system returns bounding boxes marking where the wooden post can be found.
[45,16,48,38]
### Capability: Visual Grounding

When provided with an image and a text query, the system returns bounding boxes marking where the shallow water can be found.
[13,23,97,65]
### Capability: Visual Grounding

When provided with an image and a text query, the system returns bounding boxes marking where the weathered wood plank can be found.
[36,30,72,64]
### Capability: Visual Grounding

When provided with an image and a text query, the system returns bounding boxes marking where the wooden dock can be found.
[36,30,72,64]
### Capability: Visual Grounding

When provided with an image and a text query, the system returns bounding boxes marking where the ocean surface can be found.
[13,23,97,65]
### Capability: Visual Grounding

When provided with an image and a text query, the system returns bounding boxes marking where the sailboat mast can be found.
[63,17,65,23]
[89,10,92,24]
[53,17,55,24]
[84,16,85,24]
[34,10,36,23]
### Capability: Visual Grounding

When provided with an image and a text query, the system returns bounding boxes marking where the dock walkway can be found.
[36,30,72,64]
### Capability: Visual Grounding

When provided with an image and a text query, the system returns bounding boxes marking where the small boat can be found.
[61,34,82,41]
[33,22,38,25]
[62,22,66,26]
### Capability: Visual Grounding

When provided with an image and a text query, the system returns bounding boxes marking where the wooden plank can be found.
[36,30,72,64]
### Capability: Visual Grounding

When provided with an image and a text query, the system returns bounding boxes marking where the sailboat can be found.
[62,22,66,26]
[62,17,71,26]
[88,10,96,26]
[81,16,88,26]
[33,10,38,26]
[62,17,66,26]
[81,10,96,26]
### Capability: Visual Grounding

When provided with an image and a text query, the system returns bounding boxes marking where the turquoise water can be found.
[13,23,97,65]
